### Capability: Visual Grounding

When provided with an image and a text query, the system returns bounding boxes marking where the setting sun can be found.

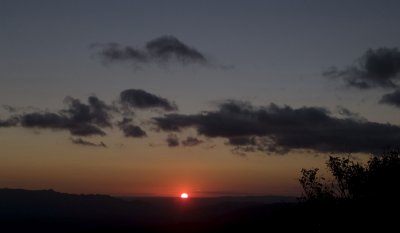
[180,193,189,199]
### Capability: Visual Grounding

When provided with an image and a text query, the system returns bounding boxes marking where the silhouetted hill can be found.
[0,188,297,233]
[2,188,398,232]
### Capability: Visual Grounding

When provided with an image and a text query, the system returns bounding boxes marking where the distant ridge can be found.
[0,188,135,218]
[0,187,114,198]
[0,188,298,232]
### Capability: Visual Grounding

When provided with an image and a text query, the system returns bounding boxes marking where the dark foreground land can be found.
[0,189,296,233]
[0,188,397,233]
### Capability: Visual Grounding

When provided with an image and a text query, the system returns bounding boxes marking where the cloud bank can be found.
[2,88,400,155]
[153,101,400,154]
[1,89,174,141]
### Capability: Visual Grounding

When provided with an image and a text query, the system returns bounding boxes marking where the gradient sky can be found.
[1,0,400,197]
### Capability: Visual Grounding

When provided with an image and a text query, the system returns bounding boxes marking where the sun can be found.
[180,192,189,199]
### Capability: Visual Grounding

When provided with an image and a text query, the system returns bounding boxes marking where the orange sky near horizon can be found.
[0,127,332,197]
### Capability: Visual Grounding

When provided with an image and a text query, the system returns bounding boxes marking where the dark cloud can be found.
[324,48,400,89]
[152,113,197,131]
[1,89,174,142]
[63,96,113,128]
[0,89,180,145]
[69,125,106,136]
[227,136,284,155]
[145,36,207,64]
[153,101,400,154]
[228,136,257,146]
[21,112,106,136]
[380,90,400,108]
[92,35,208,67]
[20,96,112,136]
[21,112,69,129]
[181,136,203,147]
[166,134,179,147]
[119,89,177,111]
[117,118,147,138]
[0,117,18,127]
[70,138,107,148]
[121,125,146,138]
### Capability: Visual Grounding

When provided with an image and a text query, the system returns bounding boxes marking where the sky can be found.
[1,0,400,197]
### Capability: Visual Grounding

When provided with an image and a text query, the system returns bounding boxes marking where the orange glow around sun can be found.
[180,192,189,199]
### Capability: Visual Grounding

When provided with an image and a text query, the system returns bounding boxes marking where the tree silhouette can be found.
[297,150,400,232]
[300,150,400,203]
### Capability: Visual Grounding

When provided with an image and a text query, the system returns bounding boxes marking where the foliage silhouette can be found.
[298,150,400,232]
[300,150,400,202]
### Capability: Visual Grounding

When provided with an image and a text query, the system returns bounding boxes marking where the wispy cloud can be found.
[91,42,148,64]
[70,138,107,148]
